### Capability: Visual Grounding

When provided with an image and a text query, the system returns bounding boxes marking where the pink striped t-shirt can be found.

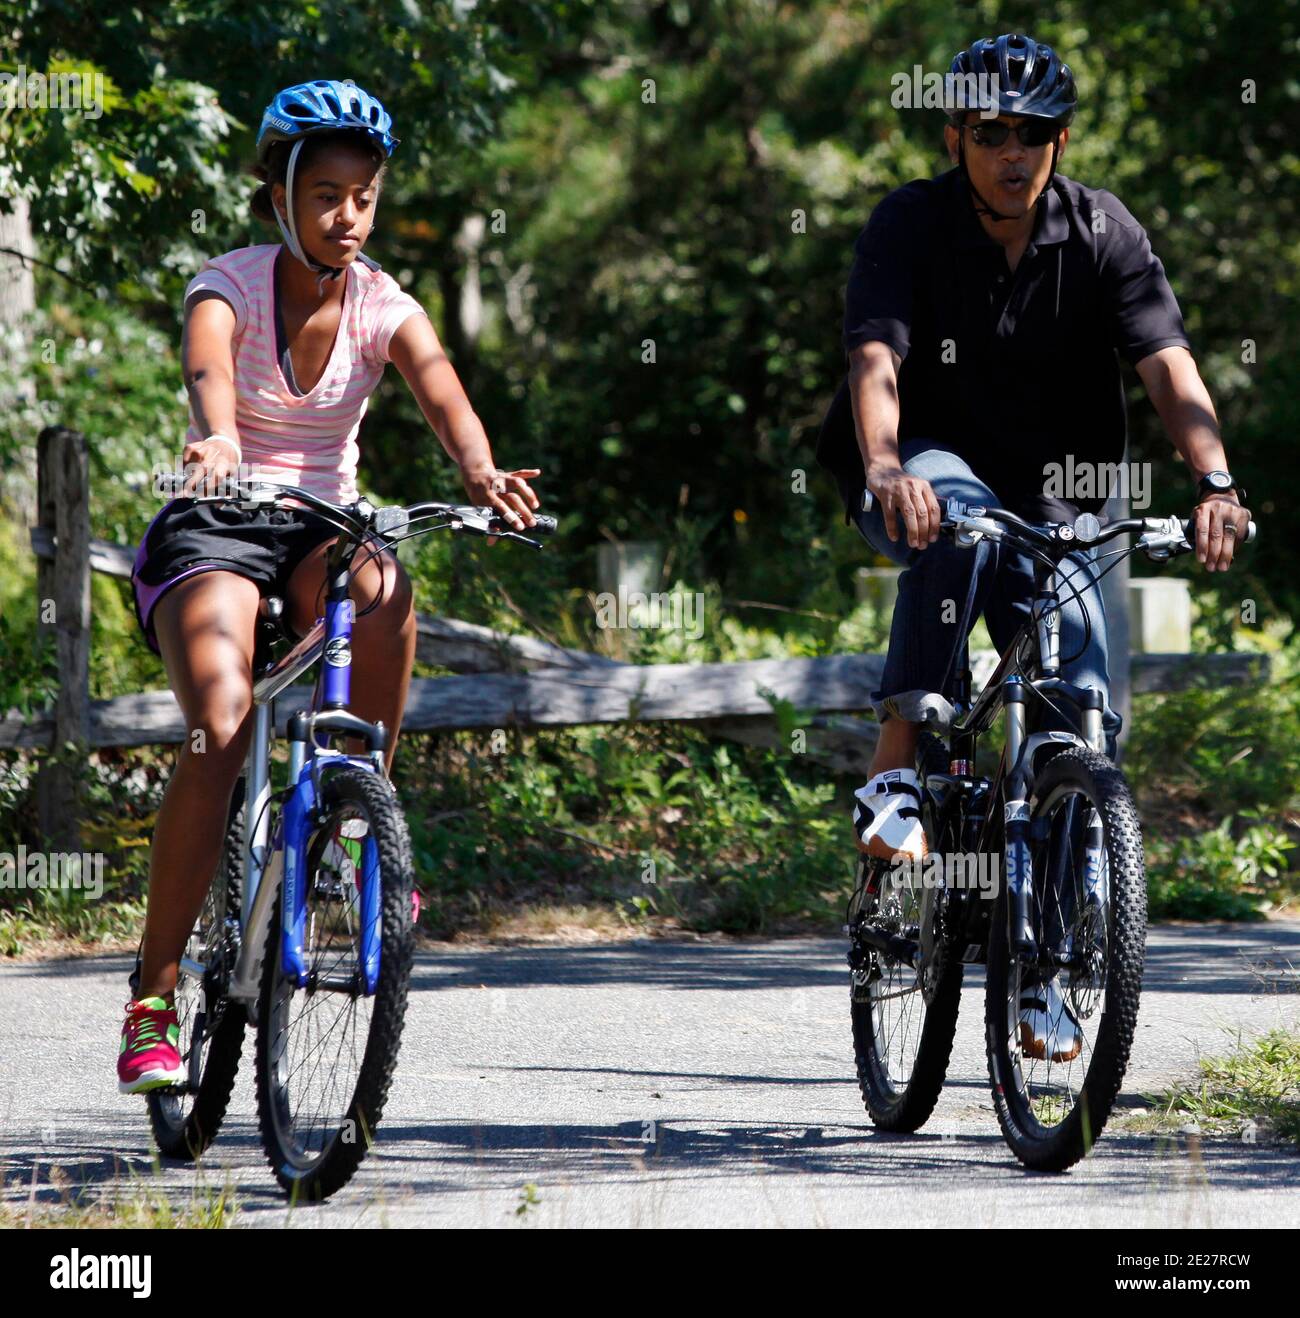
[182,244,427,503]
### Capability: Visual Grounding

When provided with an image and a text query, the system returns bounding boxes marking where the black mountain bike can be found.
[847,497,1256,1170]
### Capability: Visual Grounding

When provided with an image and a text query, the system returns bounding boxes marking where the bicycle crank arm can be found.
[851,922,921,970]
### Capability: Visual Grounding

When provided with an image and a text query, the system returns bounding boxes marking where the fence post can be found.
[35,426,91,849]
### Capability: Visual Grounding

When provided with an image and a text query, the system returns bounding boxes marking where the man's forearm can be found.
[1138,347,1230,481]
[848,346,903,476]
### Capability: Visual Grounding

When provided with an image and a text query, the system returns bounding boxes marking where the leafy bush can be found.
[1145,811,1297,921]
[395,723,851,938]
[1128,630,1300,918]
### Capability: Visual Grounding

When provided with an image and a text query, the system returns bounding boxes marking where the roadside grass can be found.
[1,1161,239,1229]
[475,901,654,942]
[1118,1029,1300,1149]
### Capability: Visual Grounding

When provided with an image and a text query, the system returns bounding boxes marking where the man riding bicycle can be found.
[816,33,1252,1056]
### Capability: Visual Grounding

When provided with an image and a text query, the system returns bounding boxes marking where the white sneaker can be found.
[852,768,928,861]
[1018,976,1083,1062]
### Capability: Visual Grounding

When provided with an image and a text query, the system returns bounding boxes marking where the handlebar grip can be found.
[1180,518,1258,545]
[488,512,557,534]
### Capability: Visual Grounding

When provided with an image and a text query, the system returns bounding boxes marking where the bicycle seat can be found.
[254,595,298,668]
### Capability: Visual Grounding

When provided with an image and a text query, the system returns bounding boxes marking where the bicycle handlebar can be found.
[160,475,557,548]
[858,488,1257,559]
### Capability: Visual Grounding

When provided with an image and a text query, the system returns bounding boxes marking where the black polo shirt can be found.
[815,168,1190,523]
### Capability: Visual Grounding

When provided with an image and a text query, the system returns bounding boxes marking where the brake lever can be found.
[493,530,545,550]
[449,510,546,550]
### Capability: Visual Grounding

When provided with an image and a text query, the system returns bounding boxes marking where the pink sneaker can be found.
[117,997,186,1094]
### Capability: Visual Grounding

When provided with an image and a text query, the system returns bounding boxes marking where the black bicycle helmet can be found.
[947,33,1077,125]
[946,33,1077,222]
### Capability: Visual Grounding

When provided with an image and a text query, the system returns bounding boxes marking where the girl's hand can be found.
[462,464,542,530]
[180,437,241,498]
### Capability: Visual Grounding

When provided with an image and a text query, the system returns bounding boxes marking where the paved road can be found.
[3,922,1298,1228]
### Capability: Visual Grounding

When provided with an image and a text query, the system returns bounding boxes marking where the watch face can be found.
[1206,471,1232,490]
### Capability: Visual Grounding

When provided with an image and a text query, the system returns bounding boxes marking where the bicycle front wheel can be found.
[985,747,1147,1171]
[255,765,415,1201]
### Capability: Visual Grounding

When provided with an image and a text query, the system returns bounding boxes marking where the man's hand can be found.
[461,463,542,530]
[1191,491,1251,573]
[866,462,941,550]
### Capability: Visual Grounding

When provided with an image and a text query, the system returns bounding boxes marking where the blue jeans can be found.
[850,440,1121,757]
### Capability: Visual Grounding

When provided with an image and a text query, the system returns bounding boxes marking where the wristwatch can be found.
[1196,470,1246,502]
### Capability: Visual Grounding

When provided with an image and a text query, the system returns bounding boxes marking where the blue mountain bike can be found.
[139,480,554,1200]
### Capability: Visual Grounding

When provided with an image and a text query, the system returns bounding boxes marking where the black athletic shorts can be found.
[130,497,341,656]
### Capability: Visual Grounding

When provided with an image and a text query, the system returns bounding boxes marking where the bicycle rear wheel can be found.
[255,765,415,1201]
[147,795,246,1160]
[849,731,962,1132]
[985,747,1147,1171]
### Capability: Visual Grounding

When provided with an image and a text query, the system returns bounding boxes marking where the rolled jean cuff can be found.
[871,688,958,731]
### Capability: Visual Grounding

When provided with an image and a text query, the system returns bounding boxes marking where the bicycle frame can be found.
[913,511,1114,966]
[227,533,389,1006]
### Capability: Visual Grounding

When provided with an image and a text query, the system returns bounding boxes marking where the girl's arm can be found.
[388,313,540,528]
[180,293,243,494]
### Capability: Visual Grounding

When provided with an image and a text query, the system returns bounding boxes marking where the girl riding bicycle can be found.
[119,79,542,1094]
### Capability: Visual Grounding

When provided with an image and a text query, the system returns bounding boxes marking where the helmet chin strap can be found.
[273,137,345,297]
[957,131,1061,225]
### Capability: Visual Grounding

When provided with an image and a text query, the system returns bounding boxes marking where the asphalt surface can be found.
[2,922,1298,1228]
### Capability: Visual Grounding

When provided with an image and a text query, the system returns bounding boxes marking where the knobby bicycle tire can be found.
[850,729,963,1132]
[255,765,414,1201]
[147,801,247,1161]
[984,747,1147,1171]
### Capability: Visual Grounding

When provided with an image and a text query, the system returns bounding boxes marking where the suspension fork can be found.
[1002,676,1036,958]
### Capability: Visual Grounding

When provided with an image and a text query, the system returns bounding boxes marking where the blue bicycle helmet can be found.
[255,80,398,290]
[257,79,399,163]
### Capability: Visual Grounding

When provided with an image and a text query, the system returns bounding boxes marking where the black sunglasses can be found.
[963,119,1059,148]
